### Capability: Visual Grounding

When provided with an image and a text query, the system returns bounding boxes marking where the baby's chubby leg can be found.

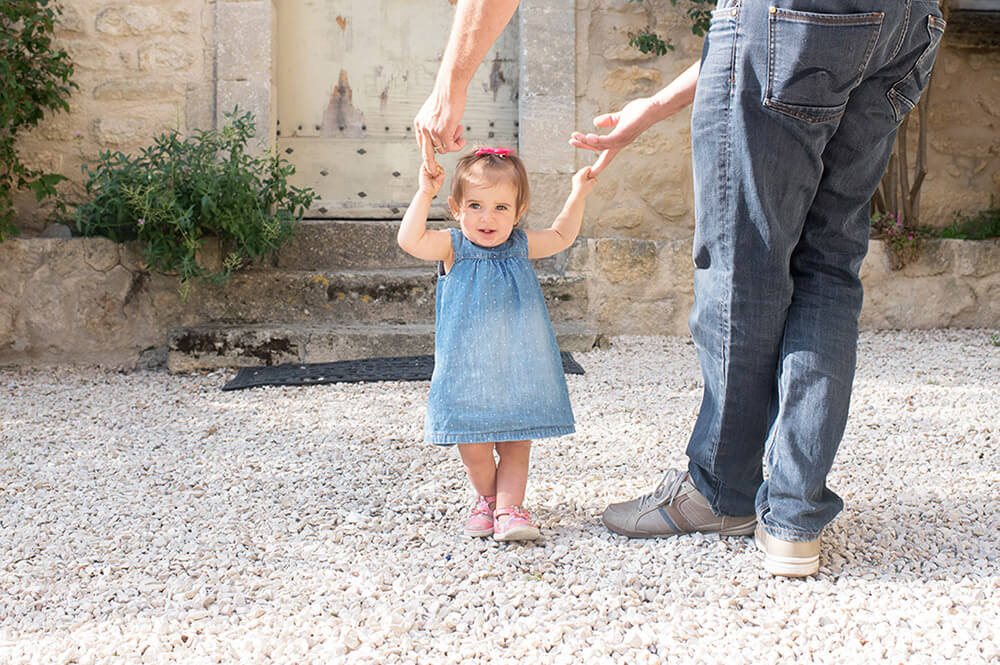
[494,440,531,510]
[458,442,498,498]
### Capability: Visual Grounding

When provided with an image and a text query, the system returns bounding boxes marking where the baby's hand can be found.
[419,161,445,196]
[571,166,598,197]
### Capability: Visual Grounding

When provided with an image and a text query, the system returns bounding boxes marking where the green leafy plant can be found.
[73,110,317,292]
[627,0,713,54]
[871,212,928,270]
[936,201,1000,240]
[629,28,673,56]
[1,0,78,240]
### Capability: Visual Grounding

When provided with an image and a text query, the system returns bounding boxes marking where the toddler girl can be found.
[397,148,597,541]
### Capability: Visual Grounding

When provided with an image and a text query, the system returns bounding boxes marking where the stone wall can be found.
[0,238,183,367]
[13,0,215,234]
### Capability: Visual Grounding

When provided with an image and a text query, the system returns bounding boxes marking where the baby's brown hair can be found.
[451,149,530,220]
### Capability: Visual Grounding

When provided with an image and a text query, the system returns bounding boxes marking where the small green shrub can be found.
[936,202,1000,240]
[1,0,78,240]
[73,110,317,291]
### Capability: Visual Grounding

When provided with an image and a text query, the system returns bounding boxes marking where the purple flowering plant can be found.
[870,211,927,270]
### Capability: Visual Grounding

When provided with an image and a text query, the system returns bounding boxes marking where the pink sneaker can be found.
[492,506,540,541]
[463,495,496,537]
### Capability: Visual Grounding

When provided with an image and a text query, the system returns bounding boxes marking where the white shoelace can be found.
[645,468,688,508]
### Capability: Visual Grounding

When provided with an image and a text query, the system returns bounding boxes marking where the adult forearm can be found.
[649,60,701,123]
[435,0,520,93]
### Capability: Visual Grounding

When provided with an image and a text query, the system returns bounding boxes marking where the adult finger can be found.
[419,129,438,169]
[590,148,619,176]
[593,112,620,128]
[568,135,602,153]
[449,124,467,152]
[435,122,464,153]
[570,131,621,151]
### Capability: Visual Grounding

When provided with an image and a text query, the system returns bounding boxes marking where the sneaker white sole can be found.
[493,525,540,541]
[464,527,494,537]
[755,533,820,577]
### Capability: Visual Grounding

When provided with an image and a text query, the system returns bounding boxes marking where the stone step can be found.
[167,322,598,372]
[189,268,588,325]
[276,220,442,270]
[274,219,574,272]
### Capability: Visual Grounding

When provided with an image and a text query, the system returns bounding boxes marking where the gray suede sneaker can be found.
[601,469,757,538]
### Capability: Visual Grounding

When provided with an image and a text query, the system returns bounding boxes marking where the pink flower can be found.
[137,218,145,227]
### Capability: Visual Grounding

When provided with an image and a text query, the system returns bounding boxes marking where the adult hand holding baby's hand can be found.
[419,161,446,196]
[569,96,659,176]
[571,166,598,197]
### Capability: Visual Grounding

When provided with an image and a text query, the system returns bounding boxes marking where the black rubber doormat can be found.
[222,352,585,391]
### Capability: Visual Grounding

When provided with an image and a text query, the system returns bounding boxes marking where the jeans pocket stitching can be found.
[771,8,884,26]
[887,15,945,123]
[886,88,914,123]
[766,10,884,123]
[763,98,846,124]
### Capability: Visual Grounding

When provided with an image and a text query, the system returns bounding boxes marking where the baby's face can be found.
[449,179,521,248]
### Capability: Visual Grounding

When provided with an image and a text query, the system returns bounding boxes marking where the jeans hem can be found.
[757,508,823,542]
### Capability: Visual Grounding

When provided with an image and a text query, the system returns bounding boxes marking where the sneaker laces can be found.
[646,468,688,508]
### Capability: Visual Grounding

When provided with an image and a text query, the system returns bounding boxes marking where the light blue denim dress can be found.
[425,228,575,445]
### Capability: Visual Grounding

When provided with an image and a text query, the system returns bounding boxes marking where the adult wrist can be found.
[434,77,469,104]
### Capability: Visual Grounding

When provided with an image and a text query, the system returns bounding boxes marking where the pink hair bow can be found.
[475,147,514,157]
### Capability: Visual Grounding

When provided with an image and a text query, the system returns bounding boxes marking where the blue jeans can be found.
[686,0,944,540]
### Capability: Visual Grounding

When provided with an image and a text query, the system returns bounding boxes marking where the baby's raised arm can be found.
[397,163,454,262]
[525,167,598,260]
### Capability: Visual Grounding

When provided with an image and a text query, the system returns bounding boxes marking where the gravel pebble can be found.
[1,329,998,664]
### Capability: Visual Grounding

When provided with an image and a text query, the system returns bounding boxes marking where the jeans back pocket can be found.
[887,14,946,122]
[765,7,884,124]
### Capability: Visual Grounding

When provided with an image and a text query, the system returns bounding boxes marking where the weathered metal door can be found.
[276,1,519,218]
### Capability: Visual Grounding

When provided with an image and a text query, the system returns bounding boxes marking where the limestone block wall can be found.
[0,238,184,367]
[13,0,215,234]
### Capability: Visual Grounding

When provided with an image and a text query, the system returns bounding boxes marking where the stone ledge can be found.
[0,236,996,368]
[861,238,1000,329]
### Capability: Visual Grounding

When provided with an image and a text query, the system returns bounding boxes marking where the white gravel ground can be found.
[1,329,998,665]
